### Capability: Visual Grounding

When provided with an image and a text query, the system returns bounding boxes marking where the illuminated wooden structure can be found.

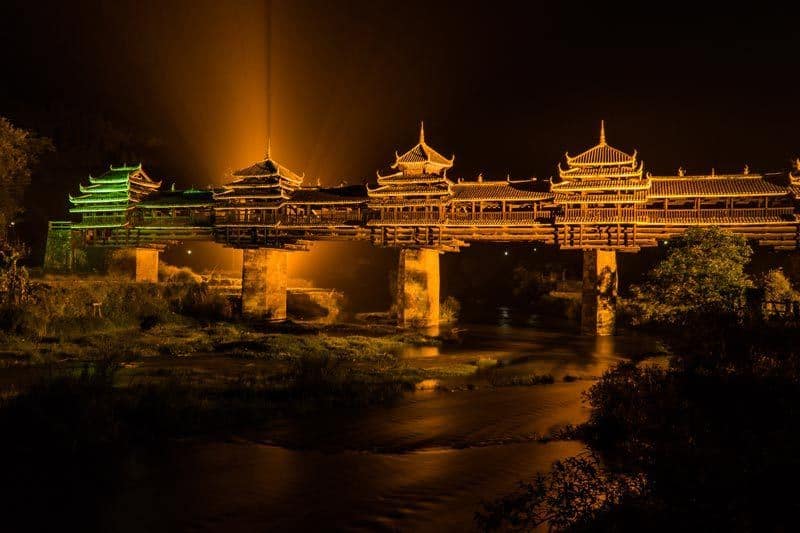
[69,164,161,232]
[214,145,367,250]
[55,123,800,332]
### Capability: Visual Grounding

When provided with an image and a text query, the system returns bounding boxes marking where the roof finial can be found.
[599,120,606,144]
[266,137,272,159]
[419,121,425,144]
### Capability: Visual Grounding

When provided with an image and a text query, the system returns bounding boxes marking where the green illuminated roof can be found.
[69,164,162,222]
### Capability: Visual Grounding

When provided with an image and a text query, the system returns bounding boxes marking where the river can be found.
[91,314,662,532]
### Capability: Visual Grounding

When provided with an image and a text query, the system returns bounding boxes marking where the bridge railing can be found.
[371,212,442,223]
[371,211,548,224]
[447,212,540,223]
[216,212,364,226]
[139,215,212,227]
[558,207,795,223]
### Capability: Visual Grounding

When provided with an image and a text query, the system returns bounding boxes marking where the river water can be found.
[96,315,662,532]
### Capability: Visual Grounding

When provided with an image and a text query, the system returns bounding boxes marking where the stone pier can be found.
[241,248,288,321]
[581,249,617,336]
[397,248,440,327]
[108,247,159,282]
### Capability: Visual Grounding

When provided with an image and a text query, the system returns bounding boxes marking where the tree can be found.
[762,268,799,304]
[0,117,52,240]
[627,227,752,326]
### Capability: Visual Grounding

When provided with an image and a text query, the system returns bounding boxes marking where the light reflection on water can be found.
[96,317,663,532]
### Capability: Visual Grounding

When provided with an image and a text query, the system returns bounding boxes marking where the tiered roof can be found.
[556,121,643,181]
[386,122,454,177]
[69,164,160,217]
[552,122,646,210]
[370,124,454,204]
[214,142,305,208]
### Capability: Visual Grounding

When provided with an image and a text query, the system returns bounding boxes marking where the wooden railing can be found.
[372,211,546,224]
[217,212,364,225]
[140,215,212,227]
[447,212,540,223]
[371,212,442,223]
[75,216,127,226]
[558,207,795,223]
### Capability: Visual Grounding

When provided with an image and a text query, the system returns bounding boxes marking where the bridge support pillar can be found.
[133,248,160,283]
[581,249,617,336]
[108,247,159,282]
[397,248,440,328]
[241,248,288,321]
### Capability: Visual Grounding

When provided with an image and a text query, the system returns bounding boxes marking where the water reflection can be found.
[95,319,662,532]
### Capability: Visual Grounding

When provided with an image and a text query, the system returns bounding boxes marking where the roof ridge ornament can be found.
[599,120,606,145]
[419,121,425,144]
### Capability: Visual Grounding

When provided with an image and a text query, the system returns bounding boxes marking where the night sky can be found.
[2,1,799,308]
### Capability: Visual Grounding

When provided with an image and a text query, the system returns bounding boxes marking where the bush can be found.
[476,453,646,531]
[440,295,461,323]
[762,268,800,304]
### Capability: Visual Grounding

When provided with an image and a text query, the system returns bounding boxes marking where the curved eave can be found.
[648,191,789,199]
[225,182,296,189]
[376,175,455,186]
[79,184,128,194]
[88,176,128,185]
[450,194,555,202]
[130,178,162,189]
[558,162,644,180]
[230,173,303,185]
[69,205,129,213]
[69,194,130,204]
[391,141,455,170]
[565,146,638,168]
[368,190,451,198]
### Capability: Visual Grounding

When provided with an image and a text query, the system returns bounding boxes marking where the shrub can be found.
[440,295,461,323]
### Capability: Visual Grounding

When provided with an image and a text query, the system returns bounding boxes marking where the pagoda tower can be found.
[214,143,307,322]
[68,164,162,281]
[69,163,161,229]
[213,141,304,226]
[368,122,455,224]
[551,121,648,225]
[368,123,454,328]
[551,122,645,336]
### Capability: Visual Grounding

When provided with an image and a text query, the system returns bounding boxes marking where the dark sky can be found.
[2,1,799,305]
[3,1,799,184]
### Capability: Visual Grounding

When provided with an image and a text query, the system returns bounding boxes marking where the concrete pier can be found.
[108,247,159,282]
[397,248,440,327]
[241,248,288,321]
[581,249,617,336]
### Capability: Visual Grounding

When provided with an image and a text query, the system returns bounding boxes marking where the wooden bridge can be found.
[45,122,800,335]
